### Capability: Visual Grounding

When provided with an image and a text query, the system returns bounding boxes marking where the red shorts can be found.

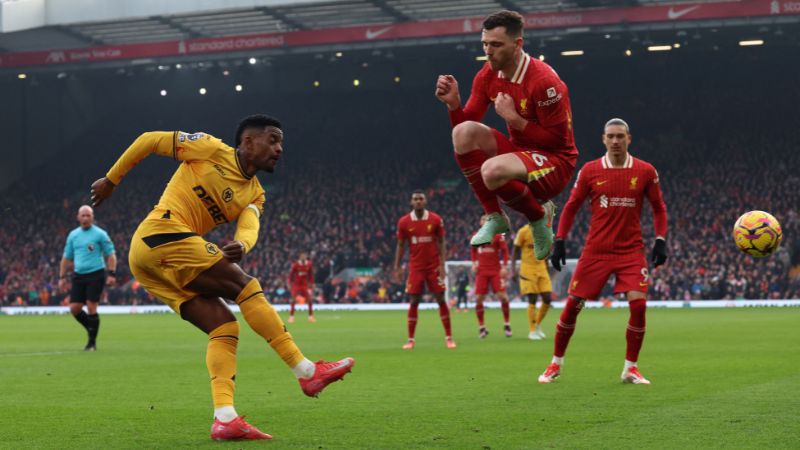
[475,272,505,295]
[291,286,310,300]
[406,269,446,295]
[568,253,650,300]
[492,129,575,201]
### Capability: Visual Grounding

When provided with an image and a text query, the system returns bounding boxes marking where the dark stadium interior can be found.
[1,41,799,305]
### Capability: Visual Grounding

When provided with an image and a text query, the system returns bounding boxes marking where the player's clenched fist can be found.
[493,92,518,122]
[222,240,246,263]
[435,75,460,110]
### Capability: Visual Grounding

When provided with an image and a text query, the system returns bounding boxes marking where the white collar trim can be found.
[410,210,429,221]
[602,153,633,169]
[497,52,530,84]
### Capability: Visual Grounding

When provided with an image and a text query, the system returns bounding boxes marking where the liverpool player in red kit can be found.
[393,190,455,349]
[436,10,578,260]
[288,252,315,323]
[471,215,512,338]
[538,118,668,385]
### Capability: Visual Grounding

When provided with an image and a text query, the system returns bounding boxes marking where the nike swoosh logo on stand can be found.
[667,5,700,19]
[366,26,392,39]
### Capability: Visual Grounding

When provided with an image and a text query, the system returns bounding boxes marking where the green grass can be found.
[1,307,798,449]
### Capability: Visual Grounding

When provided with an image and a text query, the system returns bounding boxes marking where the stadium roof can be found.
[1,0,798,70]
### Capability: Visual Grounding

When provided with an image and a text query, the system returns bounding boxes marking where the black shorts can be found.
[71,269,106,303]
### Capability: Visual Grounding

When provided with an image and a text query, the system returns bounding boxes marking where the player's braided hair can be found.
[482,10,524,38]
[235,114,282,147]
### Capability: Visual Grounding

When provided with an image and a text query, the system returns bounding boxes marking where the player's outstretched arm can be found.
[106,132,178,185]
[92,132,177,207]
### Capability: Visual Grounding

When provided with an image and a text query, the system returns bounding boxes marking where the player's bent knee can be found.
[480,159,506,184]
[452,121,486,151]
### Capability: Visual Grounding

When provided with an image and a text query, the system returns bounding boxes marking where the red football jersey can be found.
[450,52,578,162]
[396,210,445,271]
[289,259,313,287]
[470,234,509,274]
[557,154,668,258]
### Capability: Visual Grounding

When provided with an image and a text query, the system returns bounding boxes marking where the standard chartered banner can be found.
[2,300,799,315]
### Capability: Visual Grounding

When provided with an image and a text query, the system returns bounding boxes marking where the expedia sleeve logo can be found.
[193,185,228,225]
[538,87,563,107]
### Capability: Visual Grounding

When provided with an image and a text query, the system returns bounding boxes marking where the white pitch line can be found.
[0,351,76,357]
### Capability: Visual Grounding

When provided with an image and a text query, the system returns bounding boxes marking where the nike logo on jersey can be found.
[667,5,700,19]
[366,26,392,39]
[639,282,649,287]
[596,180,608,185]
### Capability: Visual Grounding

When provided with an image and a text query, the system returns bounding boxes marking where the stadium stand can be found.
[1,47,798,305]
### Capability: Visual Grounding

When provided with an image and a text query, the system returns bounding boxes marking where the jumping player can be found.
[436,10,578,259]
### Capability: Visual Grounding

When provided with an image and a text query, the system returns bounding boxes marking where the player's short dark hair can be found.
[235,114,282,147]
[604,118,630,133]
[411,189,426,197]
[483,10,524,38]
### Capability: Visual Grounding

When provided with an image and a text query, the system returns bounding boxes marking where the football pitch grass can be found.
[1,307,798,449]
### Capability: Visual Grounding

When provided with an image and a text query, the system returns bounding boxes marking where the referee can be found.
[59,205,117,351]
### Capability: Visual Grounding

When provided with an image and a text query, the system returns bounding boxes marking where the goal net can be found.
[444,259,579,306]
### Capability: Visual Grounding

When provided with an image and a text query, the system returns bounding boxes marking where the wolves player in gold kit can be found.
[91,115,354,441]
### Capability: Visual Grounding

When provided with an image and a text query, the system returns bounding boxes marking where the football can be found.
[732,211,783,258]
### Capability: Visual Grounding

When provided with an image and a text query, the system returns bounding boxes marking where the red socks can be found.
[290,303,296,315]
[501,301,510,324]
[626,299,647,362]
[476,303,485,327]
[407,303,419,339]
[307,301,313,316]
[554,296,583,358]
[492,180,544,222]
[438,302,452,338]
[455,150,501,215]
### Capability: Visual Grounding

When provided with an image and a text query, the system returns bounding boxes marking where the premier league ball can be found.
[732,210,783,258]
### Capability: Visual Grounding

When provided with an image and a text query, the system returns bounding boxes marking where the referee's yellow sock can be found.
[527,303,538,332]
[236,278,306,369]
[207,321,239,410]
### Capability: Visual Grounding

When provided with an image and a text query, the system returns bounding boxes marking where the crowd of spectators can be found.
[2,49,798,306]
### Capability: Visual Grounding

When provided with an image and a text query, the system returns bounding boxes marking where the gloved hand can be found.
[651,238,667,267]
[550,239,566,271]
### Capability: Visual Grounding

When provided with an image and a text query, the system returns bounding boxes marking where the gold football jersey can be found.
[106,131,265,238]
[513,225,549,277]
